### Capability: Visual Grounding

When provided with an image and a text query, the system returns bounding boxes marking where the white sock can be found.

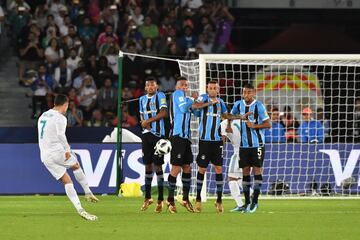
[229,180,243,207]
[65,183,83,212]
[73,168,92,195]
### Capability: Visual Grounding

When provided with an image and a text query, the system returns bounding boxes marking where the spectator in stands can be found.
[265,107,286,143]
[72,68,88,89]
[123,42,143,86]
[102,4,119,31]
[88,0,101,25]
[54,58,72,94]
[105,46,119,78]
[316,107,330,139]
[9,0,31,12]
[211,3,234,53]
[130,6,144,26]
[69,0,81,23]
[48,0,66,21]
[63,25,78,50]
[87,109,109,127]
[19,32,44,85]
[178,25,198,54]
[45,37,64,73]
[66,48,82,74]
[31,65,53,118]
[8,6,31,40]
[34,4,48,29]
[121,107,138,128]
[196,32,213,53]
[96,24,119,49]
[59,15,72,37]
[42,25,57,48]
[67,87,79,106]
[145,0,160,24]
[78,17,97,44]
[158,69,176,92]
[139,15,159,39]
[34,64,54,91]
[97,78,117,114]
[298,107,325,143]
[99,35,120,56]
[281,105,300,142]
[122,22,143,51]
[78,76,97,121]
[66,100,83,127]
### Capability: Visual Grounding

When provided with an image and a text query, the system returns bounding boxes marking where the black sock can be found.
[253,174,263,204]
[167,174,177,202]
[145,171,153,199]
[196,172,205,201]
[215,173,223,203]
[156,170,164,201]
[242,175,251,205]
[182,172,191,201]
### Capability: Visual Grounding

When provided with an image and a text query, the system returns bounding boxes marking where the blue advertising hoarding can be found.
[0,143,359,194]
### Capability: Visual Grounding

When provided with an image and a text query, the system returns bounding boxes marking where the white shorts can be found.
[42,152,78,180]
[227,153,243,179]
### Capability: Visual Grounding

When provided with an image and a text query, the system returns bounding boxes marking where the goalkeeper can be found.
[139,77,167,213]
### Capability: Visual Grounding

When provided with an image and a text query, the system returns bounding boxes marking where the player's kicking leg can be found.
[60,172,98,221]
[70,158,99,203]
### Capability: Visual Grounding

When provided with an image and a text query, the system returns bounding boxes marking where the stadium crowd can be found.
[4,0,235,127]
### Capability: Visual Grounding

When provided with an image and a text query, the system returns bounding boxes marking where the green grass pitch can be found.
[0,196,359,240]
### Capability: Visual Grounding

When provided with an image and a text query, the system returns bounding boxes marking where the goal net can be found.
[118,52,360,199]
[177,54,360,198]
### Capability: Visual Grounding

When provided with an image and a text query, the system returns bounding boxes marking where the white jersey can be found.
[38,109,70,162]
[220,119,241,154]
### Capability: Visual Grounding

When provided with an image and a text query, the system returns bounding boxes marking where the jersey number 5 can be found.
[40,120,47,139]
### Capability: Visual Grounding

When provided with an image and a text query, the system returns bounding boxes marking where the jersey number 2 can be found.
[40,120,47,139]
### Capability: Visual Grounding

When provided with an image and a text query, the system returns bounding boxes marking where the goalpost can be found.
[118,52,360,199]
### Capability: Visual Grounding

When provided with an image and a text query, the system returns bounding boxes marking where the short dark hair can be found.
[272,107,279,112]
[145,76,157,83]
[176,76,187,82]
[208,80,218,85]
[54,94,69,106]
[243,83,254,89]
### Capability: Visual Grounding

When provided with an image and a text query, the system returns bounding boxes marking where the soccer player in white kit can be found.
[38,94,98,221]
[221,119,253,212]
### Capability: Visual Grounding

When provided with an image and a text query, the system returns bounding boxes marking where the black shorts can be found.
[170,136,193,166]
[196,140,223,168]
[239,146,265,168]
[141,132,164,165]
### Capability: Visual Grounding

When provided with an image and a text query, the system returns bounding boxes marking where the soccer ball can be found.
[154,139,172,156]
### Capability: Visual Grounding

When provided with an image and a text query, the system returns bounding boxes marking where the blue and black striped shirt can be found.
[169,89,193,139]
[139,91,167,137]
[195,94,227,141]
[231,99,269,148]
